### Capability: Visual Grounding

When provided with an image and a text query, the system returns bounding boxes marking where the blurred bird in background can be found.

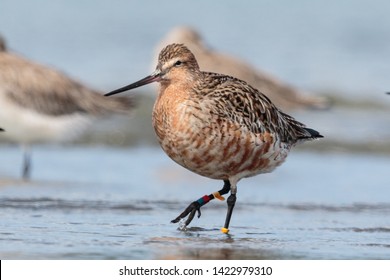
[154,26,329,112]
[0,35,134,180]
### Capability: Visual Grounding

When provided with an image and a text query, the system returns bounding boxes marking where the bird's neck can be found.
[157,80,190,104]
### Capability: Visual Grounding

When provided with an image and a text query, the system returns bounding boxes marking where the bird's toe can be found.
[171,201,201,225]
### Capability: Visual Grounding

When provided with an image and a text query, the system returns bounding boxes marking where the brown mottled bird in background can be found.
[155,26,329,111]
[0,35,134,180]
[106,43,323,233]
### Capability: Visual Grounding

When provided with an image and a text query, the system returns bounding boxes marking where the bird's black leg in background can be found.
[171,180,231,226]
[22,145,31,181]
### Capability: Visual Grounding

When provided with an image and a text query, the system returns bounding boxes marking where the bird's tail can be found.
[99,95,136,114]
[300,128,323,140]
[80,91,136,116]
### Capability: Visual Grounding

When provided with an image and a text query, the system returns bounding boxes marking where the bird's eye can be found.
[174,60,182,66]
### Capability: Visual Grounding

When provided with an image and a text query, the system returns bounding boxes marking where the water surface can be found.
[1,146,389,259]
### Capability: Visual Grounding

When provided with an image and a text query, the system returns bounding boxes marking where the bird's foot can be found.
[171,201,202,227]
[171,195,212,226]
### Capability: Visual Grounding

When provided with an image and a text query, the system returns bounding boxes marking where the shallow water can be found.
[0,146,389,259]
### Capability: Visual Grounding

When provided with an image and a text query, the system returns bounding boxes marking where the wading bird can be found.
[106,44,322,233]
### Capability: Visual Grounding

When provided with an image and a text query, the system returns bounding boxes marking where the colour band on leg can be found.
[196,195,211,206]
[213,192,225,201]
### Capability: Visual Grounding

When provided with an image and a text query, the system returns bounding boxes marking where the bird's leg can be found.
[22,145,31,181]
[221,186,237,234]
[171,180,231,227]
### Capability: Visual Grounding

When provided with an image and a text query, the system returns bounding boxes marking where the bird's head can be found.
[105,44,199,96]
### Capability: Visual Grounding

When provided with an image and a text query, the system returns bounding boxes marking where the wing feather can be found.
[198,72,314,142]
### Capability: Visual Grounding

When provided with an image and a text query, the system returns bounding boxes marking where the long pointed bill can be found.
[105,70,161,96]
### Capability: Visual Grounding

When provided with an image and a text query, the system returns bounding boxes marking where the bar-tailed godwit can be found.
[154,26,329,111]
[0,36,134,180]
[106,43,323,233]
